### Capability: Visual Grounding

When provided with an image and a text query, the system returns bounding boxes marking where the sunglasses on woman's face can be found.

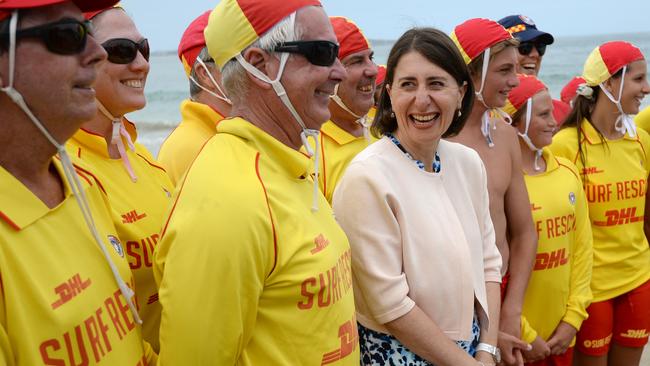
[102,38,150,64]
[274,40,339,67]
[1,18,92,55]
[518,42,547,57]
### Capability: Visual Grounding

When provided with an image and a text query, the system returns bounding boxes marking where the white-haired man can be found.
[154,0,358,364]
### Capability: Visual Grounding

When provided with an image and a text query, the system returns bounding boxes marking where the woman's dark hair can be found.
[560,69,623,170]
[371,27,474,138]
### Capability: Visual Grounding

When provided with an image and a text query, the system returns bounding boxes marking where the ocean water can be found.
[128,32,650,156]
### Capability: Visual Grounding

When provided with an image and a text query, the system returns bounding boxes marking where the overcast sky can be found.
[120,0,650,52]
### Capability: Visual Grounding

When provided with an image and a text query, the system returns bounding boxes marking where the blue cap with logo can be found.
[498,15,554,44]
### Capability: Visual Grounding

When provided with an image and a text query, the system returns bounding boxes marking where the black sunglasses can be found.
[274,40,339,67]
[518,42,547,57]
[1,18,92,55]
[102,38,150,64]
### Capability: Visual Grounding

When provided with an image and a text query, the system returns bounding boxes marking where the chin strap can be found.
[189,57,232,105]
[599,66,637,138]
[474,47,512,148]
[234,13,321,212]
[96,102,137,182]
[330,84,371,142]
[517,98,544,171]
[0,11,141,325]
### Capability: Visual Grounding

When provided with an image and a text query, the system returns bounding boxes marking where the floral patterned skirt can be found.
[358,314,480,366]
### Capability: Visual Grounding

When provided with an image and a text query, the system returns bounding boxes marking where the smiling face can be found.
[92,9,149,116]
[476,45,519,108]
[516,90,556,148]
[334,48,377,116]
[388,51,465,149]
[605,60,650,114]
[516,42,543,76]
[278,6,347,130]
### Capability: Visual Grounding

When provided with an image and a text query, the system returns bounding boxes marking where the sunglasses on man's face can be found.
[102,38,150,64]
[518,42,547,57]
[274,40,339,67]
[1,18,92,55]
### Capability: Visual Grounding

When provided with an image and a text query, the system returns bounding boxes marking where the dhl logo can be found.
[51,273,92,309]
[594,207,644,227]
[620,329,649,339]
[583,334,612,349]
[534,248,569,270]
[311,234,330,254]
[121,209,147,224]
[321,318,358,365]
[582,166,604,175]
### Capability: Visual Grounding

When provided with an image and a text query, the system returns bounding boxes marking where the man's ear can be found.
[241,47,275,90]
[194,62,210,85]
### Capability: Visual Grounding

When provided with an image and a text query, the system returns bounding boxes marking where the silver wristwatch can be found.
[476,342,501,363]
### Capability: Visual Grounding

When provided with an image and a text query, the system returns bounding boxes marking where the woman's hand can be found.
[497,331,530,366]
[546,322,577,355]
[522,336,550,363]
[475,349,496,366]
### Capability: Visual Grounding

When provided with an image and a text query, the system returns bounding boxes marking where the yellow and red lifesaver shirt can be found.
[157,99,225,186]
[519,148,593,345]
[635,106,650,136]
[550,120,650,302]
[66,121,173,352]
[0,159,154,365]
[312,121,377,203]
[154,117,359,365]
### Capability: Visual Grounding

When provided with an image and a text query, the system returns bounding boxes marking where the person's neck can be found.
[518,138,546,175]
[395,129,438,172]
[81,107,121,159]
[329,102,365,137]
[194,91,232,117]
[0,111,64,207]
[590,100,624,139]
[465,103,488,129]
[231,92,304,151]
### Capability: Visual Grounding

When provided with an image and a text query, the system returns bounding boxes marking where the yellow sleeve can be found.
[143,340,158,365]
[154,167,273,364]
[520,315,538,344]
[549,129,579,165]
[562,172,593,331]
[634,106,650,135]
[0,274,11,366]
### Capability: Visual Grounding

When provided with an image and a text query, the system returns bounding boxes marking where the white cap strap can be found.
[599,66,636,137]
[190,57,232,105]
[517,98,544,171]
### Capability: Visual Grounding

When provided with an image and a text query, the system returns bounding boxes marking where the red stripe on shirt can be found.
[255,153,279,277]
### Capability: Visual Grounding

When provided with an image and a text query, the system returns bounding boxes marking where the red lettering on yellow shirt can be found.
[51,274,92,310]
[311,234,330,254]
[126,234,159,269]
[321,315,358,365]
[297,249,353,310]
[615,179,647,200]
[585,183,612,203]
[545,214,576,239]
[39,289,138,364]
[121,210,147,224]
[582,166,604,175]
[593,207,644,226]
[534,248,569,270]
